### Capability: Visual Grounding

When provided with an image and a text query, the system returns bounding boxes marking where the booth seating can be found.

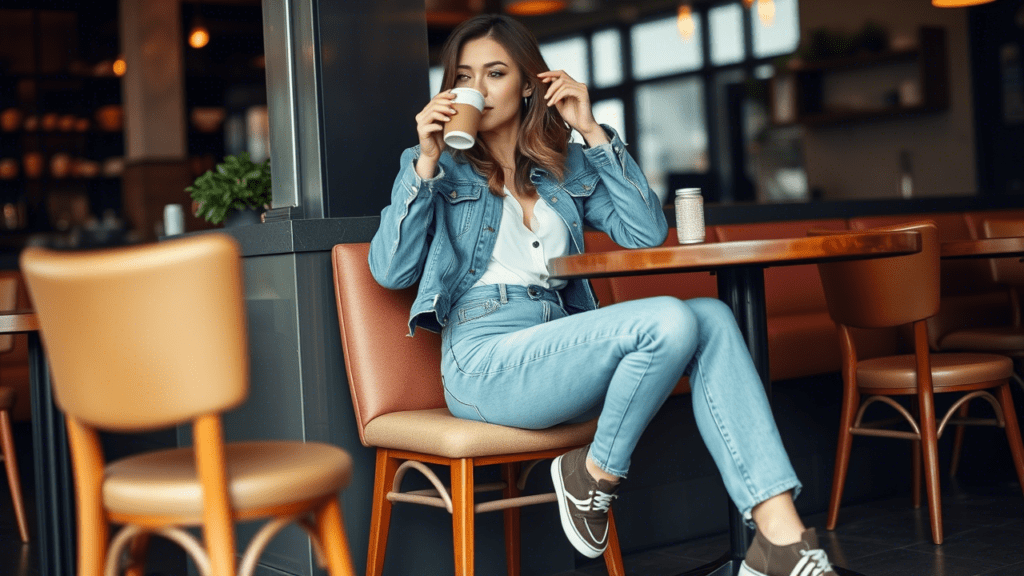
[582,208,1024,384]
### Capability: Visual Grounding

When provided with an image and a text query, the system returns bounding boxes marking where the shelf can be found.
[787,48,920,73]
[779,104,946,127]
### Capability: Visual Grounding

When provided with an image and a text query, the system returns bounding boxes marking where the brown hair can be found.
[438,14,572,197]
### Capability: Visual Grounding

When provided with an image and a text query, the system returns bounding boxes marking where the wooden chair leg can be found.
[500,463,520,576]
[949,403,969,477]
[66,417,109,576]
[316,497,357,576]
[917,386,943,544]
[602,508,625,576]
[451,459,475,576]
[0,409,28,542]
[123,532,150,576]
[367,450,399,576]
[998,383,1024,496]
[826,389,858,530]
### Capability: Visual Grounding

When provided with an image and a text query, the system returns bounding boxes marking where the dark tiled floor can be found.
[0,474,1020,575]
[555,479,1024,576]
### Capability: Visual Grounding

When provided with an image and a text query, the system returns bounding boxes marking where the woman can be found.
[369,14,836,576]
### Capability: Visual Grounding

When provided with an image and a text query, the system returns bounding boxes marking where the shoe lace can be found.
[590,489,617,513]
[793,549,831,576]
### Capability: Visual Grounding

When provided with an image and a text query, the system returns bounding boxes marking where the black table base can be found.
[28,331,76,576]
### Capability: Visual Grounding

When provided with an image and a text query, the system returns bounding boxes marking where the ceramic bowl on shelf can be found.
[0,158,18,180]
[59,114,78,132]
[50,153,72,178]
[0,108,22,132]
[22,115,38,131]
[101,156,124,178]
[95,105,123,131]
[74,117,90,132]
[23,152,44,179]
[190,107,226,133]
[41,112,59,131]
[74,159,100,179]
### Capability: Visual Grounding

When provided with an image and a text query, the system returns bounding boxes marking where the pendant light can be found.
[932,0,995,6]
[757,0,775,26]
[503,0,567,16]
[677,4,695,40]
[188,4,210,49]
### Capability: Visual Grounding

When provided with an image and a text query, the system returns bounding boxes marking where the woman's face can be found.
[454,36,532,138]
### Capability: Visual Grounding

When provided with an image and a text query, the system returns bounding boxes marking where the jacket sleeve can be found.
[580,126,668,249]
[368,147,450,289]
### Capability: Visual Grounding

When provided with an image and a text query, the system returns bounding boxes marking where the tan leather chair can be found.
[0,276,28,542]
[21,234,356,576]
[812,221,1024,544]
[332,242,625,576]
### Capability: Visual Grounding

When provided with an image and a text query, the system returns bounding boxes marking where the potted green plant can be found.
[186,152,271,227]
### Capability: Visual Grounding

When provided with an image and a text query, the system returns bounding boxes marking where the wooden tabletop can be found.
[0,310,38,334]
[940,237,1024,259]
[549,230,922,280]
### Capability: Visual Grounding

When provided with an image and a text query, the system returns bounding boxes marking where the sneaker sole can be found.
[737,561,768,576]
[550,454,604,559]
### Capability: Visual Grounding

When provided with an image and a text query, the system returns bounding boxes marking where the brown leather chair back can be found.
[332,243,445,448]
[982,219,1024,286]
[20,234,249,431]
[815,221,940,329]
[0,277,16,354]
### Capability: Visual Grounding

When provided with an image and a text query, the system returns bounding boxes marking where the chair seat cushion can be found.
[363,408,598,458]
[939,326,1024,356]
[857,352,1013,391]
[0,386,13,410]
[103,441,352,519]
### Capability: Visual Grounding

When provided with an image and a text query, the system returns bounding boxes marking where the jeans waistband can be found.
[458,284,563,306]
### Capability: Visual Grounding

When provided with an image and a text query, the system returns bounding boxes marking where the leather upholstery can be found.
[104,441,352,519]
[857,352,1012,391]
[21,235,249,431]
[816,222,941,329]
[0,387,12,410]
[940,326,1024,354]
[363,408,598,458]
[332,243,447,448]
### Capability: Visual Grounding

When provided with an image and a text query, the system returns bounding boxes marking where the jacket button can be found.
[583,185,591,190]
[572,222,578,227]
[450,191,457,198]
[470,269,476,274]
[550,197,557,203]
[486,226,494,232]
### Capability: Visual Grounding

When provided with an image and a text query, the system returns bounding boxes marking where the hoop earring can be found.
[523,94,532,108]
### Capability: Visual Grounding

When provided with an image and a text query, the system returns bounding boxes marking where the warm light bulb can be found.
[757,0,775,25]
[932,0,995,6]
[741,0,754,7]
[112,58,126,77]
[504,0,566,15]
[677,5,695,40]
[189,26,209,49]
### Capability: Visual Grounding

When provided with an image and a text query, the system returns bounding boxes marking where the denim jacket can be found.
[369,126,668,336]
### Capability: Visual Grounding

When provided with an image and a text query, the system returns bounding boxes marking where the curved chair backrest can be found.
[332,243,445,448]
[982,219,1024,286]
[0,277,17,354]
[814,221,939,329]
[21,234,249,432]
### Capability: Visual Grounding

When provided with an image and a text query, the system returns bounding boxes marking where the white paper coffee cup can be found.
[444,88,486,150]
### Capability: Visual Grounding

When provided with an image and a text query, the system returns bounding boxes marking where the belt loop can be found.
[499,284,508,304]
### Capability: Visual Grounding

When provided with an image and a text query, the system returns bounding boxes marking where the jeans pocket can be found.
[457,298,499,325]
[442,377,488,423]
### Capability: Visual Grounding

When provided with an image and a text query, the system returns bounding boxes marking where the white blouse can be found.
[474,188,569,289]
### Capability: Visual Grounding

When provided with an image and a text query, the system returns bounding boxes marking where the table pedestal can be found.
[28,332,76,576]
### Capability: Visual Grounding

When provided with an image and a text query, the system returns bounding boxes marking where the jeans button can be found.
[528,287,538,297]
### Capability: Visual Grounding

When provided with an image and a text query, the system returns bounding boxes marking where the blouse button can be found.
[532,241,540,248]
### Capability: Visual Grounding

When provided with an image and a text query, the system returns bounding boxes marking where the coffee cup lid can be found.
[449,88,485,111]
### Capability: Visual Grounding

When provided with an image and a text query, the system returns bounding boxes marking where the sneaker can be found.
[739,528,837,576]
[550,446,619,558]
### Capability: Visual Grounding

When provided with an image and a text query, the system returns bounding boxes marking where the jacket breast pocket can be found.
[561,172,600,199]
[440,185,484,238]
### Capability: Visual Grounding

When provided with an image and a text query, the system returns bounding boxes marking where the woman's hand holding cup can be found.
[414,91,458,179]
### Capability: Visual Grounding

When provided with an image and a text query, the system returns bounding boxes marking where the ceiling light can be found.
[932,0,995,6]
[677,4,695,40]
[758,0,775,26]
[503,0,567,16]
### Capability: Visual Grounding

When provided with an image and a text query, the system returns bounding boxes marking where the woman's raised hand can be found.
[538,70,608,146]
[414,91,458,178]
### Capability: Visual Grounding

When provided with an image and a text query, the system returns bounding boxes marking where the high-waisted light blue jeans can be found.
[440,283,801,520]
